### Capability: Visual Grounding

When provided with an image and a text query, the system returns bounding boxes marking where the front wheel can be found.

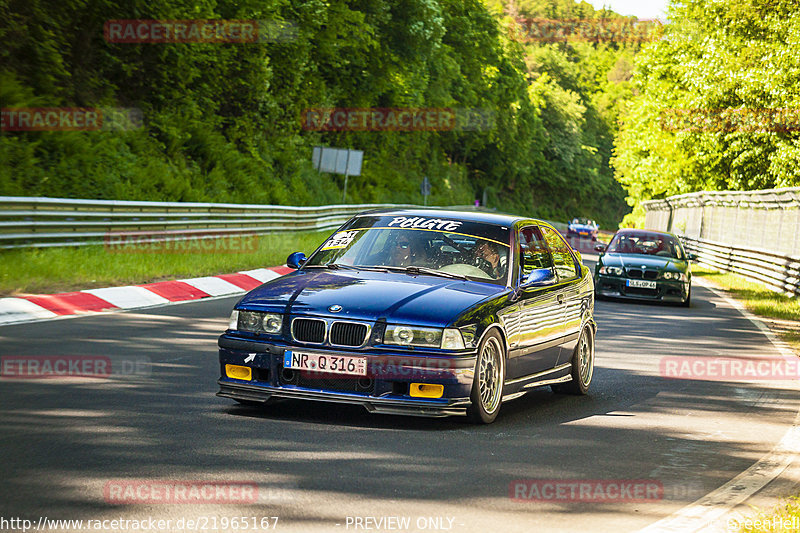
[466,330,505,424]
[552,325,594,395]
[681,287,692,307]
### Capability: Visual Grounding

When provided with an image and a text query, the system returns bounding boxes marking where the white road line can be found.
[637,278,800,533]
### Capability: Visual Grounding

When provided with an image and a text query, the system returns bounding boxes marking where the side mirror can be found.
[286,251,307,269]
[521,267,555,288]
[594,244,607,253]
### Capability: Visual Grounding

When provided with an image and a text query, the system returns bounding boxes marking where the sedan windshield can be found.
[606,232,685,259]
[304,215,511,284]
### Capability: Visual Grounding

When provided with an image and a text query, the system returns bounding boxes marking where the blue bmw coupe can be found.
[217,209,596,423]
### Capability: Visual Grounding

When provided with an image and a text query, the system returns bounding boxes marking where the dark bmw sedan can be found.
[217,209,596,423]
[593,229,695,306]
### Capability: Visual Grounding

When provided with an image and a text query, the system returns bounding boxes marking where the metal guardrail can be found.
[681,236,800,297]
[0,196,483,249]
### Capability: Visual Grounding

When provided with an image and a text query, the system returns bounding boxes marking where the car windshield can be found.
[606,232,685,259]
[304,214,511,284]
[572,218,595,226]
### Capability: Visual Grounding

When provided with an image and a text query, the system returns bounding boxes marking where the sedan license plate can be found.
[626,279,657,289]
[283,350,367,376]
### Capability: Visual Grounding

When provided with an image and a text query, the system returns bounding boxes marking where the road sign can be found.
[312,147,364,202]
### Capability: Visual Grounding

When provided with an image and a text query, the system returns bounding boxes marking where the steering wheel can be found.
[473,256,494,277]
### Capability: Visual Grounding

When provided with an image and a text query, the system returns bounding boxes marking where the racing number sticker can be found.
[321,230,359,250]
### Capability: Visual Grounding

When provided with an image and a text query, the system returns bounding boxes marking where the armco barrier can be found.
[0,197,473,249]
[681,236,800,296]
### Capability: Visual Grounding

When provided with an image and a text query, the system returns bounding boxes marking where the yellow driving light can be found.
[410,383,444,399]
[225,364,252,381]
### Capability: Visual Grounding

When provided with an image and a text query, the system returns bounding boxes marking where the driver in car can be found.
[474,240,507,280]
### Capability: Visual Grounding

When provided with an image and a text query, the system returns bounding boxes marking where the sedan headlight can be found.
[662,272,688,282]
[385,325,442,347]
[599,266,624,276]
[234,310,283,334]
[384,325,466,350]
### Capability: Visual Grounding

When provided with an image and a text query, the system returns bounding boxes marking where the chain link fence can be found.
[642,187,800,296]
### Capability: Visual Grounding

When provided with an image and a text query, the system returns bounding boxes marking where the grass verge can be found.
[733,496,800,532]
[693,266,800,353]
[0,230,330,296]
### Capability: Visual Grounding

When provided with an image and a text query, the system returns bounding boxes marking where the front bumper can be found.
[594,275,689,303]
[217,334,477,417]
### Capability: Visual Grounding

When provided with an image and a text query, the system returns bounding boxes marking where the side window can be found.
[519,226,552,276]
[540,226,578,281]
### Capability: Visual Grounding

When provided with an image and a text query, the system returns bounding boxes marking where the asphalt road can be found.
[1,255,798,533]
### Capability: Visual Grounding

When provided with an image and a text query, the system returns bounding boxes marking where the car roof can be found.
[358,208,539,227]
[615,228,677,238]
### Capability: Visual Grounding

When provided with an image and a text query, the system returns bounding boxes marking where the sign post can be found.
[420,176,431,206]
[312,147,363,203]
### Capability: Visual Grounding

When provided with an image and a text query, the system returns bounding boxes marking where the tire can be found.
[552,325,594,395]
[681,287,691,307]
[466,330,506,424]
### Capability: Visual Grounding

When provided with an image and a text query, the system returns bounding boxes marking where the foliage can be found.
[1,0,635,228]
[613,0,800,226]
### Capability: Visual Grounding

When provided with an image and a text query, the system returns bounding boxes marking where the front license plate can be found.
[626,279,657,289]
[283,350,367,376]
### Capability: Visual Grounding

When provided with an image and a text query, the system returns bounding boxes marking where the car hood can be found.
[236,269,506,328]
[601,253,688,272]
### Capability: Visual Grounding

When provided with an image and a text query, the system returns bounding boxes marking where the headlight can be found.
[236,310,283,334]
[663,272,687,282]
[238,310,261,331]
[385,325,442,347]
[384,325,466,350]
[262,313,283,333]
[599,266,623,276]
